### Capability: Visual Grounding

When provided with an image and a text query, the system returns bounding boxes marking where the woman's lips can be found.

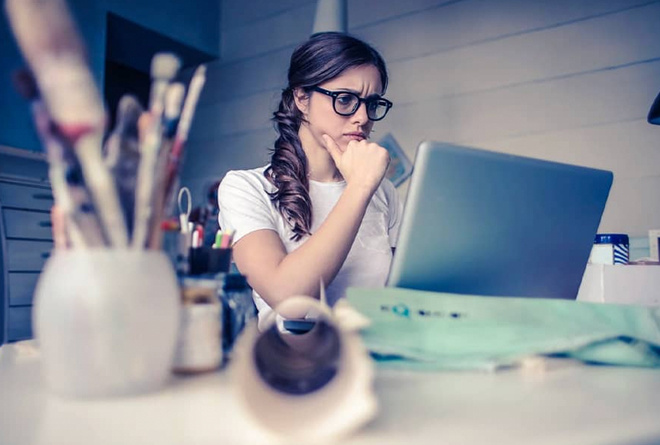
[344,133,366,141]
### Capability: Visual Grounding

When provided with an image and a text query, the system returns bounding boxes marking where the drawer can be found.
[7,239,53,272]
[3,209,53,240]
[8,273,41,306]
[7,306,33,342]
[0,181,53,211]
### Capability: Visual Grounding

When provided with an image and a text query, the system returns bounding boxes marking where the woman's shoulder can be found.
[221,166,274,192]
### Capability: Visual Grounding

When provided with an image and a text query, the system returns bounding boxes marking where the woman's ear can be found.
[293,88,310,115]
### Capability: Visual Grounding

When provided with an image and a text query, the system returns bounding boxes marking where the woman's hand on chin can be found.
[322,134,390,195]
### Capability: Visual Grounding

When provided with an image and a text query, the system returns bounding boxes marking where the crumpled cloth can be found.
[346,287,660,371]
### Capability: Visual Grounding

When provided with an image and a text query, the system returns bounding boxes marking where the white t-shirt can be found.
[218,166,403,324]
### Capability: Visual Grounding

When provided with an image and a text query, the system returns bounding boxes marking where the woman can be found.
[218,32,402,325]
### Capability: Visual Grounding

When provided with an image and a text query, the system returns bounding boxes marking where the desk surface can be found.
[1,342,660,445]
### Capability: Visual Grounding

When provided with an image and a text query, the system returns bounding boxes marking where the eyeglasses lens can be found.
[334,93,358,114]
[333,93,388,120]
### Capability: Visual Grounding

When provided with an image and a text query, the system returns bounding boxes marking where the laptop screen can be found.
[387,141,613,299]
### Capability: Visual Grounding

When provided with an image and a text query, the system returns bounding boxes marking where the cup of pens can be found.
[189,230,235,275]
[6,0,207,397]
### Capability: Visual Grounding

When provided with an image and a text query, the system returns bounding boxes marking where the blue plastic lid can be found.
[594,233,629,245]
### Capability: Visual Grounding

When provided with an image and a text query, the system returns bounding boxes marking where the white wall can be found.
[181,0,660,238]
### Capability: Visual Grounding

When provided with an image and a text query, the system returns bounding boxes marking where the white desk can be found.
[1,341,660,445]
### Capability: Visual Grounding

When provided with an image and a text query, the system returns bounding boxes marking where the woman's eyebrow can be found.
[334,88,383,99]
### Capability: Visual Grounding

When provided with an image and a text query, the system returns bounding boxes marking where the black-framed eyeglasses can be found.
[312,86,393,121]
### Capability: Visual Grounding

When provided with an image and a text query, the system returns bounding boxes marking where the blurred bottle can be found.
[218,272,257,356]
[173,276,222,374]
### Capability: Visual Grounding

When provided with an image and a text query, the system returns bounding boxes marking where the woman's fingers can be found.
[322,134,343,166]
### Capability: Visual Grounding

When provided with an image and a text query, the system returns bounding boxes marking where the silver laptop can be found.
[387,141,613,299]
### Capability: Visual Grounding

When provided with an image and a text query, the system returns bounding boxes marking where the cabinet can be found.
[0,177,54,344]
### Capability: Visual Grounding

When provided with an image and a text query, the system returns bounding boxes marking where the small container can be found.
[589,233,629,265]
[189,247,232,275]
[173,277,222,374]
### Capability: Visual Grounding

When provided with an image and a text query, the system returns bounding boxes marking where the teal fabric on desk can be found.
[346,287,660,371]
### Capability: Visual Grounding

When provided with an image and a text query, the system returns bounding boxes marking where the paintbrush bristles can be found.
[116,95,143,138]
[5,0,104,127]
[176,65,207,142]
[149,53,181,112]
[4,0,86,66]
[104,95,143,167]
[151,53,181,80]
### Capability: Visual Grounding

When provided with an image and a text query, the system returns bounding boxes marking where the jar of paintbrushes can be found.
[6,0,207,397]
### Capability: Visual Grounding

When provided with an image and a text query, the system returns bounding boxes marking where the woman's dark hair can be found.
[264,32,388,241]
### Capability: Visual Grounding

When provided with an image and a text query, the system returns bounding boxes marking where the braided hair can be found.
[264,32,388,241]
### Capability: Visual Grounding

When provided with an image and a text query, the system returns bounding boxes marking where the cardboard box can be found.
[576,264,660,306]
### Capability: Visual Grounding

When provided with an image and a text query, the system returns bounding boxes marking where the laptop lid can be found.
[387,141,613,299]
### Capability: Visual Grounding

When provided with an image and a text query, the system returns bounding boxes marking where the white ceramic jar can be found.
[33,249,180,398]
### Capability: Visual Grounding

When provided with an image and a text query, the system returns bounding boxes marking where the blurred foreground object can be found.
[231,295,377,443]
[33,250,180,397]
[6,0,206,398]
[6,0,206,249]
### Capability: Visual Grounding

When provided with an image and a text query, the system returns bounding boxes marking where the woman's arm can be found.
[231,136,389,308]
[233,181,372,306]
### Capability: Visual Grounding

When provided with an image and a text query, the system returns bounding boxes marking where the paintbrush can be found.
[132,53,181,249]
[5,0,128,248]
[104,94,143,237]
[148,82,186,249]
[162,65,207,216]
[12,68,106,248]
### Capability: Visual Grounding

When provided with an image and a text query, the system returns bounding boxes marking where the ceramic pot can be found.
[33,249,180,398]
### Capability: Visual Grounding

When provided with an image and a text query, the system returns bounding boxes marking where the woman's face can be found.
[296,64,383,153]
